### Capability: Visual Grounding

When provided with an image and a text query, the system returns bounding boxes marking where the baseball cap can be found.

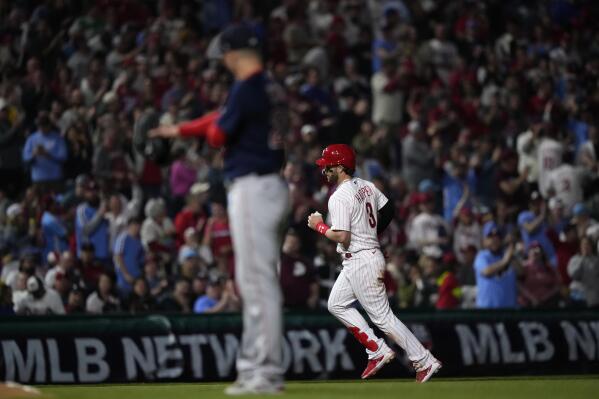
[26,276,41,293]
[6,203,22,219]
[418,179,439,193]
[483,221,502,238]
[572,203,588,217]
[219,25,261,53]
[179,247,199,262]
[301,124,317,136]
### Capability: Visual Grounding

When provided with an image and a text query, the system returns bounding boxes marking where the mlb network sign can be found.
[1,312,598,384]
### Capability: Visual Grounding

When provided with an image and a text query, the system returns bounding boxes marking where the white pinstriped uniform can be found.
[538,138,564,197]
[327,177,436,367]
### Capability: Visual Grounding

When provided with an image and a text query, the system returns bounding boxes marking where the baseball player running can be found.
[150,25,289,395]
[308,144,441,382]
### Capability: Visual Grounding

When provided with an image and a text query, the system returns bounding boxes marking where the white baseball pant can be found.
[327,249,434,367]
[228,173,289,382]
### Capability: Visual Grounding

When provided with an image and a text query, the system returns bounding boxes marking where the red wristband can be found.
[315,222,330,235]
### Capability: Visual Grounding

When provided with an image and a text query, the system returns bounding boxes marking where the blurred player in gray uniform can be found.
[151,25,288,395]
[308,144,441,382]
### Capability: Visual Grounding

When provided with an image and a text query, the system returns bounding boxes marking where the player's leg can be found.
[327,266,391,360]
[227,174,289,392]
[349,251,440,376]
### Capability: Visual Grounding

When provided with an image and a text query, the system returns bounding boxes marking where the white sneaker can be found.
[224,377,284,396]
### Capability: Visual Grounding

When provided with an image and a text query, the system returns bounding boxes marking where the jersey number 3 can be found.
[366,202,377,228]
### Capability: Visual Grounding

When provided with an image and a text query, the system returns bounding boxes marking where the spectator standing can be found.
[169,146,199,215]
[174,182,209,248]
[571,203,599,244]
[158,278,192,313]
[452,207,482,264]
[0,283,14,315]
[14,276,65,315]
[474,222,521,308]
[537,128,564,198]
[79,242,104,290]
[44,250,77,289]
[553,222,579,285]
[127,278,156,313]
[371,58,404,134]
[202,200,233,273]
[22,112,68,192]
[65,285,85,314]
[402,121,435,191]
[143,255,169,298]
[63,122,93,180]
[105,185,143,249]
[278,229,319,309]
[496,149,528,209]
[141,198,175,256]
[517,242,561,308]
[547,158,584,213]
[40,198,69,262]
[75,180,110,264]
[193,276,236,313]
[442,159,477,223]
[371,22,398,74]
[516,122,542,185]
[85,273,121,314]
[568,236,599,307]
[435,252,461,309]
[113,217,145,297]
[416,23,458,84]
[517,191,557,267]
[408,193,448,255]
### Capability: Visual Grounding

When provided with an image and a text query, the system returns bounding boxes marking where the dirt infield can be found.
[0,382,44,398]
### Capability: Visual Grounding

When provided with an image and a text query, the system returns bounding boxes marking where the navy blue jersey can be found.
[217,72,284,180]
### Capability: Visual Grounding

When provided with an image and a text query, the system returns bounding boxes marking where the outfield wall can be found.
[1,309,598,384]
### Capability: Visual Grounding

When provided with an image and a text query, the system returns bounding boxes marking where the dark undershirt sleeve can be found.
[377,200,394,235]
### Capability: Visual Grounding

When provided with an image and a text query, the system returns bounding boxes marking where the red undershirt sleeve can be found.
[178,111,220,137]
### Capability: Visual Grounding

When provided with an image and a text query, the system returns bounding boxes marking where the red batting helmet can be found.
[315,144,356,170]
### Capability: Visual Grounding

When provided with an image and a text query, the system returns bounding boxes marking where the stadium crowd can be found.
[1,0,599,316]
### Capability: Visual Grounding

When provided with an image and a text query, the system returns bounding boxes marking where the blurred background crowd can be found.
[1,0,598,316]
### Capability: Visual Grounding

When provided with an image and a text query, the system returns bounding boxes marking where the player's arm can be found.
[326,229,351,248]
[377,201,394,235]
[148,111,226,147]
[307,212,351,248]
